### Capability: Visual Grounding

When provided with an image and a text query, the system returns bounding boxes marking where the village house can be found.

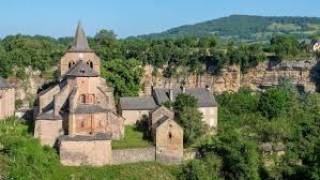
[0,77,15,119]
[120,87,218,129]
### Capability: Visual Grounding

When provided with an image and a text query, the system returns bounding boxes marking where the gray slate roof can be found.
[65,60,99,77]
[153,88,217,107]
[59,133,112,141]
[0,77,13,89]
[120,97,157,110]
[74,104,108,114]
[68,22,92,52]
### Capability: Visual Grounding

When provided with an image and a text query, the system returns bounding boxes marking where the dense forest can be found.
[139,15,320,42]
[0,29,317,97]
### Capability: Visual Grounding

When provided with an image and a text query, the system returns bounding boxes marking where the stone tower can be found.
[60,22,101,76]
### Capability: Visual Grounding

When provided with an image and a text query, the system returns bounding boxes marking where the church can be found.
[34,23,124,147]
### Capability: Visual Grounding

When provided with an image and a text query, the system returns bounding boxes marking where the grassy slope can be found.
[112,125,153,149]
[0,119,180,180]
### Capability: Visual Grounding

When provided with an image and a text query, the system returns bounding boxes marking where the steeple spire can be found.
[69,22,92,52]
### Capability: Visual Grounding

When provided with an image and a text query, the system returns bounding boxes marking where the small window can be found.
[79,94,86,104]
[168,132,172,139]
[87,61,93,69]
[69,61,75,69]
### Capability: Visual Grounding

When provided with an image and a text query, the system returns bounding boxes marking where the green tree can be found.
[173,94,209,146]
[102,58,143,98]
[201,129,261,180]
[180,153,221,180]
[258,87,290,119]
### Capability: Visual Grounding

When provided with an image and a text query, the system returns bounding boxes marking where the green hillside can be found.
[139,15,320,42]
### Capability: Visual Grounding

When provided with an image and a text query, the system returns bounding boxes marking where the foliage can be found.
[102,58,143,98]
[258,87,291,119]
[139,15,320,42]
[173,94,209,146]
[180,153,221,180]
[227,44,266,72]
[0,35,65,78]
[270,35,311,60]
[200,129,261,180]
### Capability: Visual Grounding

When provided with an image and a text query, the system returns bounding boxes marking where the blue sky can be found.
[0,0,319,38]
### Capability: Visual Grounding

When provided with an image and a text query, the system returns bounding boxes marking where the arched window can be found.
[87,61,93,69]
[68,61,75,69]
[79,94,86,104]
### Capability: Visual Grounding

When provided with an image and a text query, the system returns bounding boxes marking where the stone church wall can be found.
[34,119,63,147]
[59,138,112,166]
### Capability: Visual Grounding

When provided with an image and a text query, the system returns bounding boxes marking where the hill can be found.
[138,15,320,42]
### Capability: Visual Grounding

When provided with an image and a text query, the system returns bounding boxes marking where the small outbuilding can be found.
[154,116,183,164]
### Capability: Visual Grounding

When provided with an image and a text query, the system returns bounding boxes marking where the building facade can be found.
[34,23,124,153]
[120,87,218,130]
[0,77,15,119]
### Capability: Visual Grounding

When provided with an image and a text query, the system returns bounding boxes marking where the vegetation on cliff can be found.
[0,28,316,97]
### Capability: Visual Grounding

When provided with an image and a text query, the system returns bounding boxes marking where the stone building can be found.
[150,106,183,164]
[120,87,218,129]
[0,77,15,119]
[34,23,123,165]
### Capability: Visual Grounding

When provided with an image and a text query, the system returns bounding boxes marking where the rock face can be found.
[142,59,318,95]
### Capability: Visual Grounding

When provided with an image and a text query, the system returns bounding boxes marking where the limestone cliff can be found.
[141,59,319,95]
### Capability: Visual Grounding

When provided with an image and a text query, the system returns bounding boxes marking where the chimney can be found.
[169,89,174,101]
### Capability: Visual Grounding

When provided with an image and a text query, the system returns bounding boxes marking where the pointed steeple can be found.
[69,22,92,52]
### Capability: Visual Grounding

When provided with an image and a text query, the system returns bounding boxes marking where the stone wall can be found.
[111,147,155,165]
[122,109,150,125]
[59,137,112,166]
[0,88,15,119]
[34,119,63,147]
[198,106,218,130]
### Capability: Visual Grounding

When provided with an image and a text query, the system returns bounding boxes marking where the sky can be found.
[0,0,320,38]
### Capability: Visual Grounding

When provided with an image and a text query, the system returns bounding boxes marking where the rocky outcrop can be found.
[142,59,318,95]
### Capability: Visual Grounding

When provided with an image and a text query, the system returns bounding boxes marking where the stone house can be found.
[150,106,183,164]
[120,87,218,129]
[0,77,15,119]
[34,23,123,166]
[120,97,157,125]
